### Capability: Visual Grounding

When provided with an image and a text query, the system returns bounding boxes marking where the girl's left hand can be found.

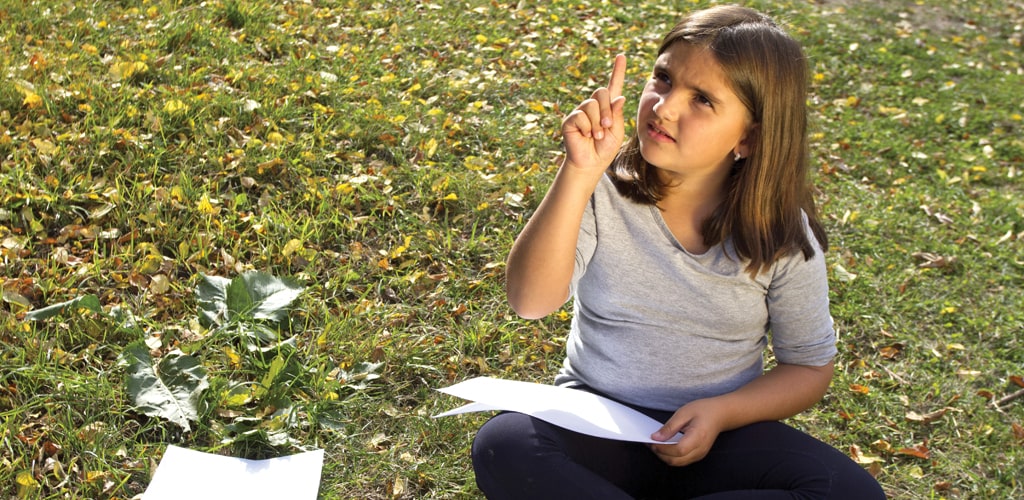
[648,399,727,467]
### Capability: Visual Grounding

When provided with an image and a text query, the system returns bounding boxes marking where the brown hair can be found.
[609,5,827,275]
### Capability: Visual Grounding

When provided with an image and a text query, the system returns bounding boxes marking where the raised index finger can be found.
[607,54,626,100]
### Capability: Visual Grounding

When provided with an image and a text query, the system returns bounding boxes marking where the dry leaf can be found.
[849,444,884,464]
[905,408,948,424]
[1012,423,1024,445]
[879,343,904,359]
[1010,375,1024,388]
[911,252,957,269]
[897,442,930,459]
[849,384,871,395]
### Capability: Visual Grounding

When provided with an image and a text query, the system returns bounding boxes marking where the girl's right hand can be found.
[561,54,627,174]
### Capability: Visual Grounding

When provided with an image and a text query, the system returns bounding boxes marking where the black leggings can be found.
[471,407,885,499]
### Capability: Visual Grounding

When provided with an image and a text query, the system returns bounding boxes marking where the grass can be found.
[1,0,1022,498]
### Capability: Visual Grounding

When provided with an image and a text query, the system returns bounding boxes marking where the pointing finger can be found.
[607,54,626,102]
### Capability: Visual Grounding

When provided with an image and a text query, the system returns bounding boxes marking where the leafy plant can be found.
[119,344,209,432]
[196,271,305,350]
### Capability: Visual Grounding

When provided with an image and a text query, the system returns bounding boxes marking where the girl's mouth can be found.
[646,123,675,143]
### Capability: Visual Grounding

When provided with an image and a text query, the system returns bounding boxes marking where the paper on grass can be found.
[435,376,682,444]
[144,445,323,500]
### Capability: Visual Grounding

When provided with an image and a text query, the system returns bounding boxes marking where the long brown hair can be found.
[610,5,827,276]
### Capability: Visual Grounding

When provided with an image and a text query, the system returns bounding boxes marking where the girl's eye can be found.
[652,70,670,85]
[695,94,713,108]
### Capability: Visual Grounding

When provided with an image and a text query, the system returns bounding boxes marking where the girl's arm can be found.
[506,55,627,319]
[649,360,834,466]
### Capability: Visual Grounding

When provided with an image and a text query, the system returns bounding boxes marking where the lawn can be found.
[1,0,1022,498]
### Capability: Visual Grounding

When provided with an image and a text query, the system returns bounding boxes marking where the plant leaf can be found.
[24,294,102,321]
[226,275,255,319]
[237,271,304,323]
[121,343,209,431]
[196,274,232,327]
[254,355,287,400]
[196,271,304,327]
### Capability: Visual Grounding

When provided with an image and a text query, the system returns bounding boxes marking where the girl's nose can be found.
[652,93,681,121]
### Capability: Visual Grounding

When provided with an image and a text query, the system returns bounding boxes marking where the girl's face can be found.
[637,42,755,186]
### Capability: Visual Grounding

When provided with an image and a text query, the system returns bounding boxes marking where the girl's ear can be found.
[735,123,760,159]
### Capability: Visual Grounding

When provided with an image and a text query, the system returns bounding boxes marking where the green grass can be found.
[2,0,1022,498]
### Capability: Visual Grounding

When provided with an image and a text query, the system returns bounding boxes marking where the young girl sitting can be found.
[471,5,886,499]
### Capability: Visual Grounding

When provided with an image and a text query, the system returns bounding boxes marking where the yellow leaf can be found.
[422,138,438,159]
[196,197,217,215]
[163,99,188,114]
[136,254,163,275]
[22,92,43,108]
[85,470,111,482]
[111,60,148,80]
[31,138,56,155]
[222,346,242,369]
[282,238,304,257]
[222,385,252,407]
[389,235,413,259]
[17,470,39,497]
[16,471,39,487]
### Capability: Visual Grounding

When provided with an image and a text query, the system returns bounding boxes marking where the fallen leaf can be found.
[1012,423,1024,445]
[912,252,957,269]
[897,442,930,459]
[391,474,407,497]
[149,274,171,294]
[849,444,884,464]
[41,439,61,457]
[879,343,903,359]
[1011,375,1024,388]
[905,408,948,424]
[76,422,108,443]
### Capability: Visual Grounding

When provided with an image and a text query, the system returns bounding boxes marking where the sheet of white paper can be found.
[144,445,324,500]
[435,377,681,444]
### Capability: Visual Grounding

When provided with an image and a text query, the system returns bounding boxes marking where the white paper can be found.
[435,377,681,444]
[144,445,324,499]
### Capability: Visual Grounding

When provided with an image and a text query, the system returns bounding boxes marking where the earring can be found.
[734,151,743,162]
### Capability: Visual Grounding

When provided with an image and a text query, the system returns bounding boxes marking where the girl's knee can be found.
[471,412,538,470]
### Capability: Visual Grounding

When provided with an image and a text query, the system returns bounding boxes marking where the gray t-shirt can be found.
[554,174,837,412]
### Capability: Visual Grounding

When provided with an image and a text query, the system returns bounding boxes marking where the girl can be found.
[471,5,886,499]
